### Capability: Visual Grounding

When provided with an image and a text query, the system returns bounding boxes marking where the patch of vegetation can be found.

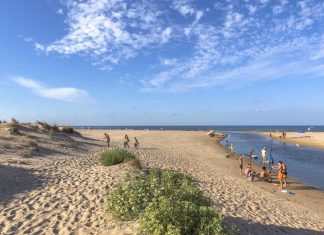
[36,121,67,133]
[27,140,38,147]
[36,121,53,131]
[107,170,237,235]
[9,127,19,135]
[52,124,59,132]
[61,126,75,134]
[100,149,136,166]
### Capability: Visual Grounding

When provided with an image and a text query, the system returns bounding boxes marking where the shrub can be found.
[138,197,230,235]
[36,121,53,131]
[106,170,237,235]
[9,127,19,135]
[101,149,136,166]
[62,126,74,134]
[52,125,59,132]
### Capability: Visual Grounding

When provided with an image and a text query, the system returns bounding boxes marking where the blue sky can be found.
[0,0,324,125]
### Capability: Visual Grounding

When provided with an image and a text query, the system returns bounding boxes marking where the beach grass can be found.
[9,127,19,135]
[107,169,237,235]
[100,149,136,166]
[61,126,75,134]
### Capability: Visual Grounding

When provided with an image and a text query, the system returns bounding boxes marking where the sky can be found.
[0,0,324,125]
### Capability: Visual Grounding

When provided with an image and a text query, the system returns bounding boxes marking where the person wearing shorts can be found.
[239,155,243,174]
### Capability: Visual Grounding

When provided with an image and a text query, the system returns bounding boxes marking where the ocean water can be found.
[221,132,324,190]
[75,125,324,132]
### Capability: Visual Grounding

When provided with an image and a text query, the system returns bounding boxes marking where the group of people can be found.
[104,133,140,149]
[270,131,287,139]
[239,147,288,189]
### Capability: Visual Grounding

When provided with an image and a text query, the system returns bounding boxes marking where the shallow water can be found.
[220,132,324,190]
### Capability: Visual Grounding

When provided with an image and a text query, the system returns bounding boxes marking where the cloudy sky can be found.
[0,0,324,125]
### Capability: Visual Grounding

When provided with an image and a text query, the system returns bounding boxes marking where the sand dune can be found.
[1,127,324,234]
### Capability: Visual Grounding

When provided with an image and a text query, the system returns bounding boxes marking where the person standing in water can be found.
[268,153,274,173]
[134,137,139,149]
[281,161,288,187]
[261,147,268,165]
[248,149,254,159]
[104,133,110,147]
[230,143,234,152]
[124,134,130,148]
[274,161,288,189]
[239,155,243,174]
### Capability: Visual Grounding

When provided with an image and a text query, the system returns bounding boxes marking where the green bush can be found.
[9,127,19,135]
[106,170,237,235]
[62,126,74,134]
[138,197,231,235]
[52,125,59,132]
[100,149,136,166]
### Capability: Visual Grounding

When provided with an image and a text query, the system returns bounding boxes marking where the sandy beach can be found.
[1,126,324,234]
[260,132,324,150]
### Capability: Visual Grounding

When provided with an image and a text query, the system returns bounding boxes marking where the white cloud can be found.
[247,5,257,14]
[36,0,169,68]
[161,27,172,43]
[34,0,324,92]
[57,9,64,15]
[13,77,93,103]
[144,30,324,92]
[161,58,177,66]
[172,0,195,16]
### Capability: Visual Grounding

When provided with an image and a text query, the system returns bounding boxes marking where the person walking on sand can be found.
[261,147,268,165]
[104,133,110,147]
[124,134,130,148]
[239,155,243,174]
[134,137,139,149]
[230,143,234,152]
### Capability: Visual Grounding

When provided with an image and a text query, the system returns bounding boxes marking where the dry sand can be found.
[1,125,324,234]
[261,132,324,150]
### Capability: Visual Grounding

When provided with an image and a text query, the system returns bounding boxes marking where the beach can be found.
[1,126,324,234]
[260,132,324,150]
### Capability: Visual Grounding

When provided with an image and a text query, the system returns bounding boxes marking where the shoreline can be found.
[259,131,324,151]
